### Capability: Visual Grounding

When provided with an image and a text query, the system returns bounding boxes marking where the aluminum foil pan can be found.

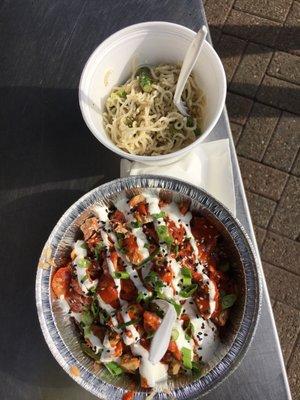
[36,175,262,399]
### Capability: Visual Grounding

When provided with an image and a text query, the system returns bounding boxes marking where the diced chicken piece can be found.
[80,217,99,241]
[129,194,145,208]
[169,360,181,375]
[213,309,229,326]
[108,331,121,347]
[120,354,140,373]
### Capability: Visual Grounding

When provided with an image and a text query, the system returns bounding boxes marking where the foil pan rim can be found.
[36,175,262,399]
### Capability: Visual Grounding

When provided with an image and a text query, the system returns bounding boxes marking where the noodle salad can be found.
[102,65,205,155]
[51,192,237,391]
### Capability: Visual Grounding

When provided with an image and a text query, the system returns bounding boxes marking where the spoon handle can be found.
[173,26,208,107]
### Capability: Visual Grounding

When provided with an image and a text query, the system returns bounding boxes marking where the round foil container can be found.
[36,175,262,399]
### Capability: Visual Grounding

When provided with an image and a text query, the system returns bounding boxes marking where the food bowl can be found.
[79,22,226,165]
[36,176,261,399]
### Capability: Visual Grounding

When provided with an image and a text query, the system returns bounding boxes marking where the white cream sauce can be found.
[131,343,168,388]
[85,332,103,354]
[73,240,98,294]
[121,310,140,345]
[183,300,219,363]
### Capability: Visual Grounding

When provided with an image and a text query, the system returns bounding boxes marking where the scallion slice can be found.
[179,284,198,298]
[113,271,130,279]
[182,347,192,369]
[105,361,123,376]
[181,267,192,286]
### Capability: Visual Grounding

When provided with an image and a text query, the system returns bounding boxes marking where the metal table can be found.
[0,1,291,399]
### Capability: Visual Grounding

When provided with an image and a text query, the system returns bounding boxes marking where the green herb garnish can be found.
[137,67,152,92]
[136,247,159,269]
[179,284,198,298]
[77,258,91,268]
[105,361,123,376]
[94,242,106,260]
[192,361,202,374]
[194,128,202,137]
[91,298,99,318]
[80,275,88,284]
[186,116,194,127]
[221,293,237,310]
[80,342,101,361]
[182,347,192,369]
[171,328,179,341]
[131,220,142,229]
[81,310,93,326]
[156,225,173,246]
[181,267,192,287]
[145,271,164,298]
[151,211,166,220]
[116,88,127,99]
[113,271,130,279]
[117,319,140,329]
[168,299,182,316]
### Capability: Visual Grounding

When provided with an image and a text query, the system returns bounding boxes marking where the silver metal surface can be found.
[36,176,262,399]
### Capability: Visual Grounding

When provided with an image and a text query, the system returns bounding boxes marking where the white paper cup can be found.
[79,21,226,165]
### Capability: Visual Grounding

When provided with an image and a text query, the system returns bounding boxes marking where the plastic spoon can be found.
[173,25,207,116]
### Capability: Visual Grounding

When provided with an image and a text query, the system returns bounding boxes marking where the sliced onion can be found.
[148,299,177,364]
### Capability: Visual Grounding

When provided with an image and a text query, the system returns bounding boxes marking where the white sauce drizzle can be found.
[121,310,140,345]
[131,343,168,388]
[58,295,70,314]
[183,300,219,363]
[73,240,98,294]
[172,320,194,354]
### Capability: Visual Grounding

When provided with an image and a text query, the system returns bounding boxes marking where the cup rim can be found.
[78,21,227,162]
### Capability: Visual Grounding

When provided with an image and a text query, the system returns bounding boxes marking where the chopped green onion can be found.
[156,225,173,246]
[221,293,237,310]
[80,275,88,284]
[171,328,179,341]
[99,310,110,324]
[146,332,155,339]
[113,271,130,279]
[115,242,126,254]
[94,242,106,260]
[192,361,202,374]
[117,319,139,329]
[194,128,202,137]
[116,232,125,240]
[151,211,166,220]
[81,310,93,326]
[182,347,192,369]
[219,261,230,272]
[80,342,100,361]
[186,116,194,127]
[77,258,91,268]
[136,247,159,268]
[137,67,152,92]
[181,267,192,287]
[131,220,142,228]
[80,242,88,249]
[179,284,198,298]
[144,243,150,249]
[136,292,150,303]
[105,361,123,376]
[91,298,99,318]
[171,244,179,256]
[116,89,127,99]
[168,299,182,316]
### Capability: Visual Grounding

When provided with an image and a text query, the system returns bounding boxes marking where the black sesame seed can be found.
[204,333,208,337]
[133,275,138,278]
[107,350,110,353]
[189,301,193,305]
